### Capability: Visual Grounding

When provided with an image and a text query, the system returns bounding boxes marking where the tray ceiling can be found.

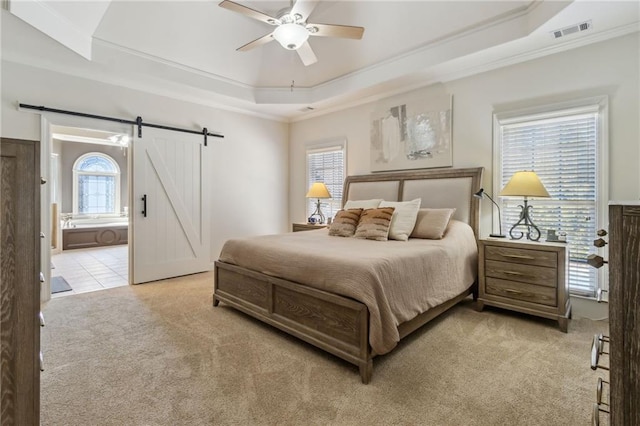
[2,1,639,121]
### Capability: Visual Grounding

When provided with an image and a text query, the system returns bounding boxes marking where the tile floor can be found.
[51,245,128,298]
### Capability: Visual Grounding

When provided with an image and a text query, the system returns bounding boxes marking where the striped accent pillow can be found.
[354,207,395,241]
[329,208,363,237]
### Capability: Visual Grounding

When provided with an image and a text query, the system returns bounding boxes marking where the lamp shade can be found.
[306,182,331,199]
[273,23,309,50]
[499,171,550,198]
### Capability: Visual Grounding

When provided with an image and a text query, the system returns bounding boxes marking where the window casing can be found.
[306,142,346,221]
[494,98,608,297]
[72,152,121,216]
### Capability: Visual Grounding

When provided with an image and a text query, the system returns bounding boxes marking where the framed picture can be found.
[370,94,452,172]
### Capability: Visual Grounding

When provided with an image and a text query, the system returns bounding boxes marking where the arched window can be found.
[72,153,120,215]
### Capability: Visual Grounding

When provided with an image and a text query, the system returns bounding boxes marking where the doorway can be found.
[48,125,131,298]
[38,112,213,301]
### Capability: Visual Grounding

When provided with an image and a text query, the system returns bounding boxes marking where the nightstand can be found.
[477,238,571,332]
[292,223,328,232]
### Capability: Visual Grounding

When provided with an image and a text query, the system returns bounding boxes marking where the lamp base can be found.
[508,199,542,242]
[309,198,326,224]
[489,233,506,238]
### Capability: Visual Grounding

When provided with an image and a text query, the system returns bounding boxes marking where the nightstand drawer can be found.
[486,277,557,306]
[485,260,557,287]
[485,245,557,268]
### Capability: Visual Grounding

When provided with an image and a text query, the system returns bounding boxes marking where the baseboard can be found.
[570,296,608,320]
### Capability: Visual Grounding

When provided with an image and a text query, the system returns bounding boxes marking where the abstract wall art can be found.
[370,95,452,172]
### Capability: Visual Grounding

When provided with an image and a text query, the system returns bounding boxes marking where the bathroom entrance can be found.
[49,125,130,297]
[39,111,212,300]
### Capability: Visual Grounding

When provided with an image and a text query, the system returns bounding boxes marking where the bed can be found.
[213,167,483,383]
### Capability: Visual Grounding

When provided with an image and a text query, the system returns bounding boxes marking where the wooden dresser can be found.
[477,238,570,332]
[1,138,41,425]
[608,202,640,425]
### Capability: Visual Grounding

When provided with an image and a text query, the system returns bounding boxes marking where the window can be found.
[73,152,120,215]
[494,98,608,297]
[306,142,346,221]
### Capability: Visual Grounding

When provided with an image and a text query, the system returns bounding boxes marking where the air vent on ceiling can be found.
[551,20,592,39]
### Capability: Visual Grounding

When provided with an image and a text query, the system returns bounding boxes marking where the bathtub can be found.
[62,216,128,250]
[65,216,129,228]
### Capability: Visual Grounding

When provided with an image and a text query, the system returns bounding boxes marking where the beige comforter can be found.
[218,220,478,355]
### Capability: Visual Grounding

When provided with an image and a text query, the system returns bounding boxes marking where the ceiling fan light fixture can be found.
[273,23,309,50]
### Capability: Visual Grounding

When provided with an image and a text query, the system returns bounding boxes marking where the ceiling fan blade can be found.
[290,0,319,21]
[307,23,364,39]
[297,41,317,66]
[237,33,275,52]
[218,0,280,25]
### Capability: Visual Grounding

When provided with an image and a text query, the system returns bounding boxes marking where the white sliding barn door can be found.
[132,127,210,284]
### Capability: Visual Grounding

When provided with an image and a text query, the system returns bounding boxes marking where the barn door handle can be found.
[141,194,147,217]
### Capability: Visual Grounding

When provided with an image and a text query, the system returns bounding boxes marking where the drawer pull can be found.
[504,289,523,295]
[587,254,608,269]
[39,352,44,372]
[593,238,607,248]
[39,272,45,283]
[503,271,527,277]
[590,334,610,370]
[503,254,536,260]
[596,333,610,352]
[596,288,608,303]
[39,312,45,327]
[596,377,609,406]
[592,403,609,426]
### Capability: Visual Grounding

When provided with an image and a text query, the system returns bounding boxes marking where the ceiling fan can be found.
[218,0,365,66]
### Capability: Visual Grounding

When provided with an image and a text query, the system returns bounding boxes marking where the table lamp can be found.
[306,182,332,224]
[499,171,550,241]
[473,188,505,238]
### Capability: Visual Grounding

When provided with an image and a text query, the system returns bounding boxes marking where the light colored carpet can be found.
[41,271,607,425]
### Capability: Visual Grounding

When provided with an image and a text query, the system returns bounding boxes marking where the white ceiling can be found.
[2,1,639,121]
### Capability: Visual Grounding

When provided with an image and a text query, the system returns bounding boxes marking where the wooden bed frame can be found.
[213,167,483,383]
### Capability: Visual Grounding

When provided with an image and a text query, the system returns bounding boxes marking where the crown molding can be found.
[291,23,639,123]
[84,0,544,108]
[435,22,640,85]
[2,53,290,123]
[92,37,255,93]
[5,0,637,123]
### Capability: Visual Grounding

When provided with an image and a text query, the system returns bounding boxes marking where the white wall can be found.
[289,33,640,237]
[1,61,289,262]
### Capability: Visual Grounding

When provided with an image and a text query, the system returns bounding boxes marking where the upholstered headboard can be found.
[343,167,484,237]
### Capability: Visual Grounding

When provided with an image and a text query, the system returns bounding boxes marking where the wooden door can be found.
[131,128,210,284]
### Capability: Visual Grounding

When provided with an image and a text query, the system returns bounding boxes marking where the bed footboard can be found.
[214,261,373,383]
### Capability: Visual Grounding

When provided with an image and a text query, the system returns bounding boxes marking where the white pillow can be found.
[379,198,421,241]
[343,199,383,209]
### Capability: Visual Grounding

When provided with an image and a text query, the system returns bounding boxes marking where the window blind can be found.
[306,145,345,221]
[499,111,598,296]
